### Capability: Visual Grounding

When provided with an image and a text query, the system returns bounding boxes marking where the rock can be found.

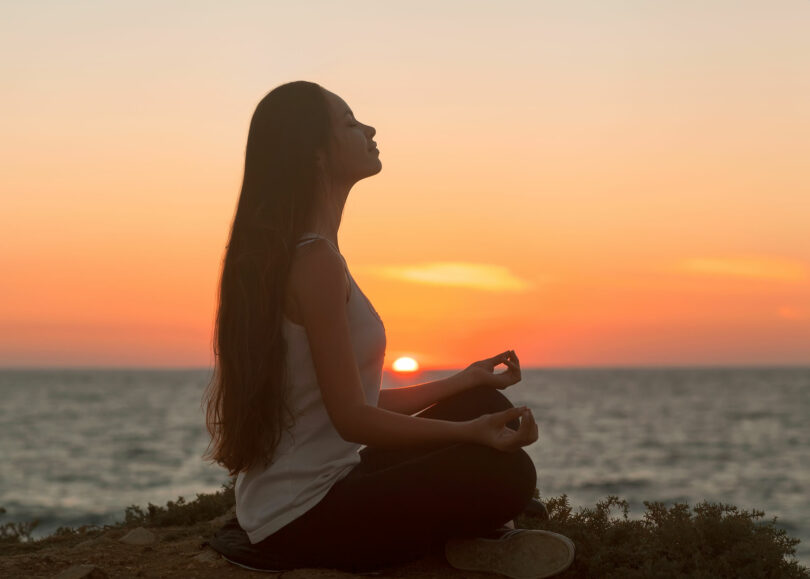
[209,507,236,527]
[72,539,96,549]
[194,549,221,563]
[118,527,157,546]
[53,564,109,579]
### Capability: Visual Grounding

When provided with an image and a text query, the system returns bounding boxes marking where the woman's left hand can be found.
[461,350,522,390]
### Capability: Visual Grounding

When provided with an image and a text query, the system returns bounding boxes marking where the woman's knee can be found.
[446,444,536,531]
[456,386,520,429]
[417,385,517,426]
[457,443,536,502]
[501,447,536,502]
[464,385,515,411]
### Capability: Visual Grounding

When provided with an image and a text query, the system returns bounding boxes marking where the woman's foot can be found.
[445,528,575,579]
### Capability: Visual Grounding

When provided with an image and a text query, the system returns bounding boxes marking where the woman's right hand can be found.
[466,406,539,452]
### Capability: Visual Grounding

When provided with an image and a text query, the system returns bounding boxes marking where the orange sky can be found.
[1,1,808,369]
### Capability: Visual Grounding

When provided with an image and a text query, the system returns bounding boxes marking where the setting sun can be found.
[1,2,808,372]
[392,357,419,373]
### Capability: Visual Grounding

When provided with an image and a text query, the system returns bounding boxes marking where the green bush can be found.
[0,478,235,547]
[3,482,808,579]
[516,494,809,578]
[122,477,235,528]
[0,506,39,544]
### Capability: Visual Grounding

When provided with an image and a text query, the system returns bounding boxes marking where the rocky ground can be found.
[0,511,493,579]
[4,491,806,578]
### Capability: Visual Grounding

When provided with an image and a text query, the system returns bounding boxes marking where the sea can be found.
[1,367,808,566]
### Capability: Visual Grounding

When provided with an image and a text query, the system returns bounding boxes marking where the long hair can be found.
[202,81,332,476]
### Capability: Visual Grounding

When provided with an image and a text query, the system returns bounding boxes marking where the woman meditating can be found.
[205,80,575,578]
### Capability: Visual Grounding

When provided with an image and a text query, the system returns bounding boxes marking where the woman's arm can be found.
[378,351,523,415]
[292,241,536,450]
[377,373,473,415]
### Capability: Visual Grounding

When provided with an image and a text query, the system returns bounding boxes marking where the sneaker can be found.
[445,528,575,579]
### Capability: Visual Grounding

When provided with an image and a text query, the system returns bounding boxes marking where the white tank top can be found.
[235,233,387,544]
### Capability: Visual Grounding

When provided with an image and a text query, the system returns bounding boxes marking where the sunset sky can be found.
[2,1,808,369]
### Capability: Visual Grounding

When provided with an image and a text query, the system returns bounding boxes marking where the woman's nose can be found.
[366,125,376,138]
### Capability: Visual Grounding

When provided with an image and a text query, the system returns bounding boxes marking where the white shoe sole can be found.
[445,529,575,579]
[221,555,283,573]
[221,554,383,575]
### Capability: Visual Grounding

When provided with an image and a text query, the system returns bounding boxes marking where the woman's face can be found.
[320,88,382,186]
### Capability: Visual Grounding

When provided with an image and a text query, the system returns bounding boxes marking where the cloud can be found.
[365,262,534,292]
[678,256,808,281]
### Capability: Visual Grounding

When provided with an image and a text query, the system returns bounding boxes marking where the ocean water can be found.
[1,367,808,565]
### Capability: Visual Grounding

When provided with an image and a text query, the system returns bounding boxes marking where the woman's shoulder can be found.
[288,238,351,306]
[291,236,342,270]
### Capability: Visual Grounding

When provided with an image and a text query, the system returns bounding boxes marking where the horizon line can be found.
[1,363,809,372]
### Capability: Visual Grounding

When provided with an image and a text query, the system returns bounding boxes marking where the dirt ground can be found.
[0,516,496,579]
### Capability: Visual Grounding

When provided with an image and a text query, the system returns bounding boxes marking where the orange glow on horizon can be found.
[1,3,809,368]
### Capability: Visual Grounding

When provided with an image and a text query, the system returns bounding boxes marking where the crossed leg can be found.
[252,386,537,572]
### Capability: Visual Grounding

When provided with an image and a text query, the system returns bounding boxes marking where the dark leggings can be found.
[214,386,537,573]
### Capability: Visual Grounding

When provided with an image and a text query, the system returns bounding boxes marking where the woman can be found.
[204,80,575,577]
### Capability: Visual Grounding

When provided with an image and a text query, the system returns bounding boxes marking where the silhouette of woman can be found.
[204,80,572,576]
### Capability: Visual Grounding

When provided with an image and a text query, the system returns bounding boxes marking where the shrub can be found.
[122,477,235,528]
[515,494,809,578]
[0,506,39,544]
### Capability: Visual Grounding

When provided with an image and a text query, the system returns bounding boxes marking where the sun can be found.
[392,357,419,372]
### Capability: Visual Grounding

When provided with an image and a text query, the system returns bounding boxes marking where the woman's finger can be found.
[498,416,525,451]
[503,359,519,371]
[501,360,521,382]
[517,409,529,428]
[525,408,536,429]
[494,406,525,426]
[514,409,529,434]
[517,413,534,446]
[519,409,537,443]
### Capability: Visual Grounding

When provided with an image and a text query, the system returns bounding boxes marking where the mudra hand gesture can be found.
[469,405,538,452]
[460,350,536,451]
[461,350,522,390]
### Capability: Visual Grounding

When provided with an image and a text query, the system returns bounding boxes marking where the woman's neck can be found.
[308,184,350,250]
